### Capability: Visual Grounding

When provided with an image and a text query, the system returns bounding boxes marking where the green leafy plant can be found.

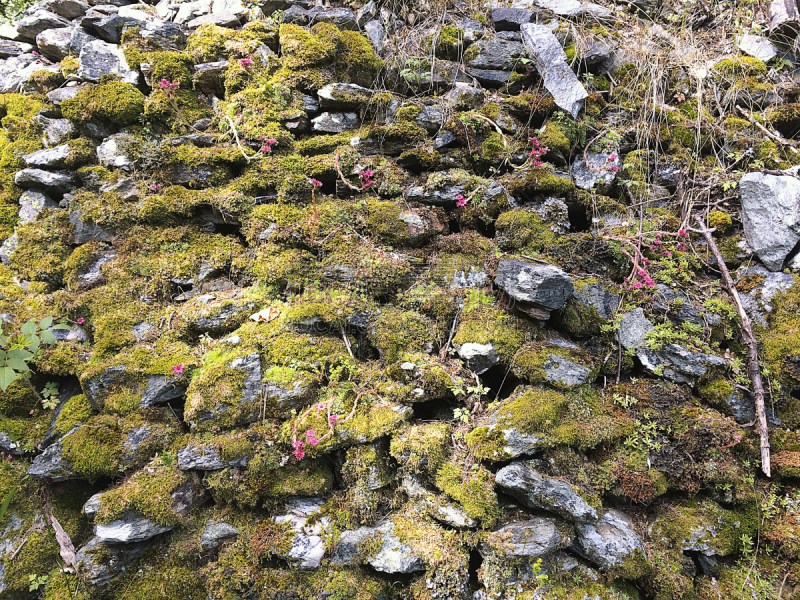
[0,316,70,394]
[29,574,49,592]
[453,407,471,424]
[41,381,60,410]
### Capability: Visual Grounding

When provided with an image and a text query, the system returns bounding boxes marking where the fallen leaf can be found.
[250,306,281,323]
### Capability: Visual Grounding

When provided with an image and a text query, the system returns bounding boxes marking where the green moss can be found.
[495,209,558,254]
[146,51,193,86]
[0,379,38,417]
[184,350,252,432]
[435,460,500,527]
[425,26,463,59]
[61,81,145,127]
[389,423,452,476]
[336,30,383,87]
[538,121,571,158]
[44,570,92,600]
[109,560,206,600]
[758,278,800,394]
[453,307,526,364]
[53,394,93,436]
[507,166,575,199]
[61,420,123,481]
[144,89,213,134]
[698,377,733,412]
[511,345,590,389]
[97,461,196,526]
[186,22,277,62]
[279,23,334,69]
[2,528,59,595]
[64,138,97,168]
[29,69,65,93]
[369,308,432,363]
[714,56,767,78]
[10,209,73,288]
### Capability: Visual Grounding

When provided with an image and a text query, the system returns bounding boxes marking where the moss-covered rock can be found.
[61,81,145,127]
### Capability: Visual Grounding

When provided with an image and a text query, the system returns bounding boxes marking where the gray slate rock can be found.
[27,436,77,481]
[0,54,47,94]
[312,112,359,133]
[18,189,59,224]
[636,344,726,384]
[95,513,173,544]
[521,23,588,118]
[317,82,372,110]
[618,308,653,349]
[571,152,620,192]
[739,172,800,271]
[14,10,71,42]
[36,27,73,60]
[75,536,153,585]
[363,19,385,56]
[737,34,778,63]
[542,353,591,387]
[177,443,245,471]
[456,342,499,374]
[273,498,331,569]
[574,509,646,570]
[308,7,358,30]
[334,521,426,573]
[492,7,537,30]
[42,0,90,19]
[78,39,139,84]
[443,83,485,110]
[496,462,598,523]
[70,209,115,243]
[0,40,34,58]
[193,60,229,95]
[81,13,140,43]
[14,168,76,193]
[571,281,619,320]
[97,133,138,170]
[201,521,239,550]
[23,144,72,169]
[0,234,19,266]
[464,37,528,70]
[479,517,573,560]
[401,476,478,529]
[496,259,574,315]
[738,265,795,327]
[37,114,75,147]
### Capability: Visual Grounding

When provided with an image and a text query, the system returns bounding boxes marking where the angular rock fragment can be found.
[574,509,646,571]
[495,259,574,318]
[636,344,726,384]
[201,521,239,550]
[496,462,598,523]
[521,23,588,118]
[14,168,77,193]
[78,39,139,84]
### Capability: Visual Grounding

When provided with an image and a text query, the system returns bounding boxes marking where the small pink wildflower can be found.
[293,448,305,460]
[306,430,316,438]
[609,153,618,160]
[172,364,184,376]
[677,229,687,237]
[359,168,374,187]
[260,137,278,153]
[663,250,672,257]
[310,178,322,188]
[240,58,254,69]
[316,402,326,411]
[632,281,642,289]
[159,79,180,96]
[150,183,162,191]
[77,317,85,325]
[609,165,619,172]
[677,243,687,252]
[329,414,339,425]
[308,436,319,445]
[455,194,468,207]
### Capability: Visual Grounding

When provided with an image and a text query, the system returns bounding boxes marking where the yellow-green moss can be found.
[495,209,558,254]
[53,394,93,436]
[61,82,145,127]
[453,307,526,364]
[507,166,575,199]
[434,460,500,527]
[61,419,123,481]
[369,308,432,363]
[389,422,452,476]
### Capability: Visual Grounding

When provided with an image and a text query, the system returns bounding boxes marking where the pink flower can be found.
[4,454,10,462]
[609,153,618,160]
[149,184,162,191]
[308,437,319,445]
[677,243,687,252]
[678,229,687,237]
[306,430,316,438]
[632,281,642,289]
[292,440,305,449]
[663,250,672,257]
[293,448,305,460]
[609,165,619,172]
[456,197,468,207]
[159,79,179,96]
[638,269,646,276]
[316,402,326,411]
[240,58,254,69]
[329,414,339,425]
[172,364,184,376]
[76,317,85,325]
[310,178,322,188]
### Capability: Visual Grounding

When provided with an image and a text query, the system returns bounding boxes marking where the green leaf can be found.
[6,348,33,360]
[26,335,39,353]
[0,350,5,362]
[39,316,53,330]
[0,367,18,391]
[52,323,71,330]
[0,482,20,527]
[40,330,56,346]
[5,359,29,372]
[20,321,37,336]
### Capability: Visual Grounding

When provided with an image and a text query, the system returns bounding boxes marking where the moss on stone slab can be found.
[61,82,145,127]
[434,460,500,527]
[389,422,452,477]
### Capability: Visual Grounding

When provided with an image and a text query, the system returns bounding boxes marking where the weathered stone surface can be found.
[78,39,139,84]
[542,353,591,387]
[0,39,34,58]
[273,498,331,569]
[363,19,385,56]
[617,308,653,349]
[71,209,115,243]
[23,144,71,169]
[42,0,90,19]
[14,10,71,42]
[480,517,573,560]
[464,37,528,70]
[574,509,646,570]
[401,476,478,529]
[95,513,173,544]
[521,23,588,118]
[14,168,77,193]
[317,82,372,110]
[738,265,795,326]
[201,521,239,550]
[97,133,138,170]
[637,344,726,383]
[75,537,153,585]
[572,152,620,191]
[496,260,574,314]
[312,111,360,133]
[496,462,598,523]
[27,436,77,481]
[308,7,358,30]
[334,521,425,573]
[737,34,778,62]
[443,83,485,110]
[18,189,59,224]
[456,342,499,374]
[0,54,46,94]
[491,7,537,30]
[193,60,229,95]
[36,26,73,60]
[739,172,800,271]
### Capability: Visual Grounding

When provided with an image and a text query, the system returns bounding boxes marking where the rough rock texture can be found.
[574,509,647,570]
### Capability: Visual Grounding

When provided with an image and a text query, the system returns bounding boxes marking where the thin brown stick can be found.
[736,106,800,154]
[340,327,354,359]
[688,217,771,477]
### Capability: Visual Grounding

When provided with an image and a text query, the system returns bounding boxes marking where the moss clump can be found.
[389,423,452,477]
[2,528,60,595]
[453,307,526,364]
[10,209,73,288]
[145,51,194,86]
[63,138,97,168]
[363,199,412,246]
[369,308,432,363]
[0,379,38,417]
[144,89,213,134]
[184,349,254,432]
[44,570,92,600]
[758,278,800,394]
[425,26,463,59]
[279,23,335,69]
[698,377,733,412]
[186,22,277,62]
[28,69,65,93]
[61,419,123,481]
[336,30,383,88]
[708,210,732,232]
[495,209,558,254]
[61,81,145,127]
[53,394,93,436]
[511,345,591,389]
[538,121,571,158]
[434,460,500,527]
[96,461,195,526]
[713,56,767,78]
[507,166,575,199]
